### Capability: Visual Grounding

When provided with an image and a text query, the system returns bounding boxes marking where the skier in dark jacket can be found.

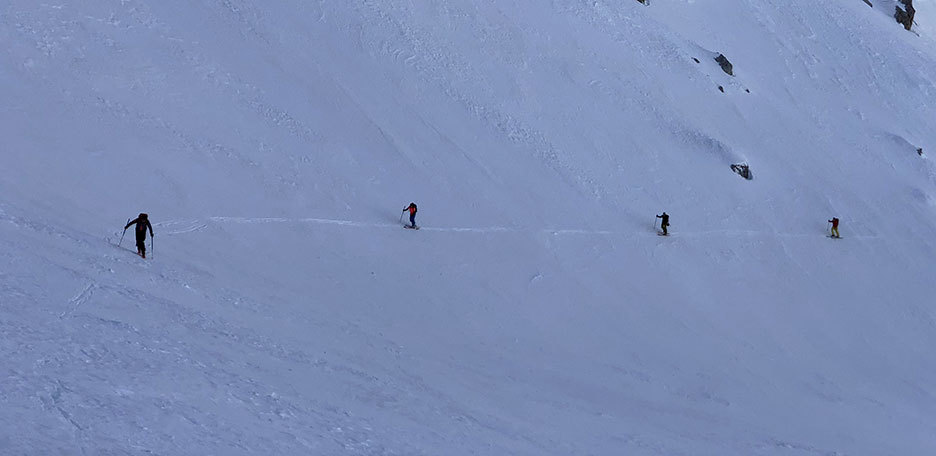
[828,217,840,238]
[656,212,670,235]
[125,213,154,258]
[403,203,418,228]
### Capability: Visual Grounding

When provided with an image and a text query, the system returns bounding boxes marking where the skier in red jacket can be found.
[828,217,840,238]
[403,203,418,228]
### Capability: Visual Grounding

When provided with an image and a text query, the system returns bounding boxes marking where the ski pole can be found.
[151,235,154,258]
[653,216,658,231]
[119,218,130,246]
[400,211,404,225]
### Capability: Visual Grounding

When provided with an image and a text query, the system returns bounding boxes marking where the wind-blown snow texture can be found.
[2,1,935,454]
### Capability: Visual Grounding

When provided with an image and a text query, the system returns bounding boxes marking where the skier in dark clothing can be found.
[656,212,670,235]
[828,217,840,238]
[403,203,418,228]
[125,213,154,258]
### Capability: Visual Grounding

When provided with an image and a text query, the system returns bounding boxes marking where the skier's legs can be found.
[662,224,667,235]
[831,227,839,238]
[409,213,416,228]
[136,234,146,257]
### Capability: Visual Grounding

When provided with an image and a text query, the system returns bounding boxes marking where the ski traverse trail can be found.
[154,217,879,240]
[156,217,614,235]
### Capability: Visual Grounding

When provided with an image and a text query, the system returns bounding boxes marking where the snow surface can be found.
[912,0,936,39]
[2,0,936,454]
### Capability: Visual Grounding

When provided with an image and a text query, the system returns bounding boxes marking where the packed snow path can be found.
[156,216,883,240]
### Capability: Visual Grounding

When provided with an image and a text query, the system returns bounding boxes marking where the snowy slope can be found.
[2,0,935,454]
[910,0,936,38]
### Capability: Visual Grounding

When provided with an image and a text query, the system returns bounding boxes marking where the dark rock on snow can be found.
[731,163,753,180]
[715,54,734,76]
[895,0,916,31]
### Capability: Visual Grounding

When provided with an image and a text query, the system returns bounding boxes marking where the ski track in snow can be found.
[59,283,95,319]
[155,216,879,240]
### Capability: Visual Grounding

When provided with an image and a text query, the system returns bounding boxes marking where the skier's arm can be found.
[125,218,138,230]
[147,220,154,236]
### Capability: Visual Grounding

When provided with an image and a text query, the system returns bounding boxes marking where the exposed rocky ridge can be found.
[895,0,916,30]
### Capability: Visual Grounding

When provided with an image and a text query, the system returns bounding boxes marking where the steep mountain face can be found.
[2,1,935,455]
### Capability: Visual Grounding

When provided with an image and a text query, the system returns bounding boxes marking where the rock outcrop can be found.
[715,54,734,76]
[895,0,916,31]
[731,163,753,180]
